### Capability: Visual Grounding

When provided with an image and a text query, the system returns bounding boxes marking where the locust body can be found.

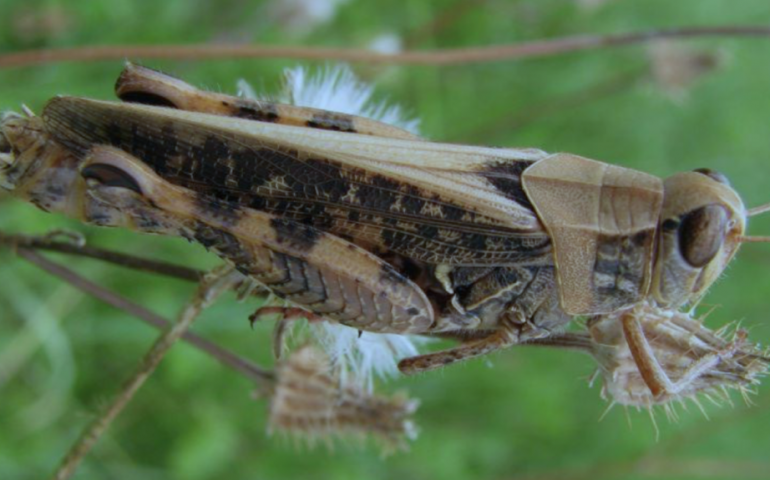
[0,65,764,399]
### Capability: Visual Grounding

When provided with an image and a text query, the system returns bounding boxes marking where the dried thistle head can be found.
[268,345,419,453]
[648,41,727,98]
[586,302,768,411]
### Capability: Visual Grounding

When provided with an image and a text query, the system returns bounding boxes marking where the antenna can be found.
[738,235,770,243]
[747,202,770,217]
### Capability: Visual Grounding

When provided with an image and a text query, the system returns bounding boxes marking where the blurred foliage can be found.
[2,1,770,479]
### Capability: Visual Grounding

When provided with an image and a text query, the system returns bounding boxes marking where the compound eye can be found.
[81,163,143,194]
[678,204,729,268]
[693,168,730,186]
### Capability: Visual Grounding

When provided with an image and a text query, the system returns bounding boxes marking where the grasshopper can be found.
[1,64,768,401]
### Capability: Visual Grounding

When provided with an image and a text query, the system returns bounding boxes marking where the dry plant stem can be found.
[16,248,274,385]
[0,230,202,282]
[51,267,237,480]
[463,67,645,142]
[1,26,770,68]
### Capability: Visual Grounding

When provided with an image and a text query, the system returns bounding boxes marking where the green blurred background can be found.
[2,1,770,479]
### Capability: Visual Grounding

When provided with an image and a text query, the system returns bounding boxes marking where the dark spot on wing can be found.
[441,203,466,222]
[416,224,439,240]
[194,191,243,226]
[124,123,179,175]
[482,159,535,210]
[103,122,124,147]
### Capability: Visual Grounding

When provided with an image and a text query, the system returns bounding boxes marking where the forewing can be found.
[42,97,552,266]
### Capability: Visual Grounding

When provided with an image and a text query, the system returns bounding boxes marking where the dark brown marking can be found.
[115,64,181,107]
[693,168,731,186]
[455,266,536,311]
[192,224,253,274]
[118,91,178,108]
[482,159,536,211]
[451,267,495,288]
[270,217,320,251]
[593,232,650,304]
[233,102,280,123]
[194,191,243,226]
[307,112,357,133]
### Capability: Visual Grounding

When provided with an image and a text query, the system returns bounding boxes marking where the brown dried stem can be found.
[461,67,645,143]
[50,265,240,480]
[14,248,274,385]
[2,26,770,69]
[0,230,202,282]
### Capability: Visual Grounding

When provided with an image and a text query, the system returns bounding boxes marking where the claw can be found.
[272,319,289,359]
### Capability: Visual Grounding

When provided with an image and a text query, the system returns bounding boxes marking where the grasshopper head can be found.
[651,169,749,308]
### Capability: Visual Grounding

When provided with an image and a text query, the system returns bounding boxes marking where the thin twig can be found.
[15,248,274,385]
[2,26,770,69]
[0,231,202,282]
[460,67,645,142]
[51,266,238,480]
